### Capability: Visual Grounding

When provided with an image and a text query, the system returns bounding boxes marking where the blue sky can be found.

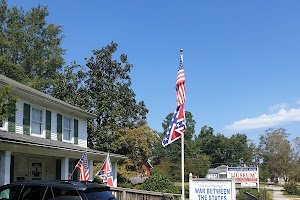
[8,0,300,143]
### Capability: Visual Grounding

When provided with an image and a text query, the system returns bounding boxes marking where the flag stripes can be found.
[176,54,186,106]
[75,152,90,181]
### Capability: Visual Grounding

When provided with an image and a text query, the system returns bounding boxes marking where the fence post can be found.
[122,189,126,200]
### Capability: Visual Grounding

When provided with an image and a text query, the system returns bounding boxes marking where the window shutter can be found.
[8,105,16,132]
[74,119,78,144]
[23,103,30,135]
[57,114,62,141]
[46,110,51,139]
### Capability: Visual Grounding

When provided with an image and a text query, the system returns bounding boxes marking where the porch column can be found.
[88,160,93,181]
[112,161,117,187]
[61,157,69,180]
[0,150,11,186]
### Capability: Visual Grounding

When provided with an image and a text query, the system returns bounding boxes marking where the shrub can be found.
[284,182,300,195]
[140,174,179,194]
[236,188,271,200]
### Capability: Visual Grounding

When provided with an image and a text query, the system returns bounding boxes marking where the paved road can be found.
[272,187,300,200]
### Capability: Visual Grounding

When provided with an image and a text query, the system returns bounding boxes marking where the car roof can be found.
[7,180,110,191]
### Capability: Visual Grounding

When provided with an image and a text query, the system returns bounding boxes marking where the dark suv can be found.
[0,180,117,200]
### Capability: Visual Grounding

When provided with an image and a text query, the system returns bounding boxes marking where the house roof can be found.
[207,165,228,174]
[0,74,96,119]
[0,131,126,161]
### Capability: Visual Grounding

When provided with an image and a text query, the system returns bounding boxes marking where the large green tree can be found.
[0,85,18,122]
[0,0,65,92]
[116,125,158,178]
[84,42,148,152]
[194,126,252,168]
[51,42,149,154]
[152,111,200,181]
[258,128,293,183]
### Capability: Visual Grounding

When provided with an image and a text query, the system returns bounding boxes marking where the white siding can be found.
[13,154,28,181]
[13,154,57,181]
[12,98,89,148]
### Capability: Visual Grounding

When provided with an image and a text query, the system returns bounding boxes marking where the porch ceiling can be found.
[0,131,126,162]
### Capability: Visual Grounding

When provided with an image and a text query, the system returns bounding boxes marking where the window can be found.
[52,187,80,198]
[0,185,20,200]
[20,185,48,200]
[31,108,43,135]
[63,117,72,141]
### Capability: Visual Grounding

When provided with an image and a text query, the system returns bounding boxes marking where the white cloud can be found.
[223,108,300,131]
[297,98,300,105]
[268,103,288,112]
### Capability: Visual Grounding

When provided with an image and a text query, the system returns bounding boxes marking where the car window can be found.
[0,185,20,200]
[49,197,82,200]
[84,191,116,200]
[52,187,81,198]
[20,185,48,200]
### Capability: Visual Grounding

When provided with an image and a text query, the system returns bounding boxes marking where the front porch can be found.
[0,131,126,186]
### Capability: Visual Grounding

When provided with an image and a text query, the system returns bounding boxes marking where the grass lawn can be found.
[284,194,300,199]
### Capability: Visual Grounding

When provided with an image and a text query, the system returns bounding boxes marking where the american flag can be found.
[75,152,90,181]
[162,104,186,147]
[96,154,114,187]
[176,53,186,107]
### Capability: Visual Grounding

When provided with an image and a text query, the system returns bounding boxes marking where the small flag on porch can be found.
[96,153,113,187]
[162,51,186,147]
[75,152,90,181]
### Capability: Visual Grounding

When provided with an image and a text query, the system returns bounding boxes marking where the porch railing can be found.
[110,187,181,200]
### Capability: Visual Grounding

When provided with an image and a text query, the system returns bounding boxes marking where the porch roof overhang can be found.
[0,131,126,162]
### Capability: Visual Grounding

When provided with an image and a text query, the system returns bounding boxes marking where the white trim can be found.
[61,157,69,180]
[0,150,11,186]
[0,118,8,132]
[31,107,44,137]
[62,116,73,143]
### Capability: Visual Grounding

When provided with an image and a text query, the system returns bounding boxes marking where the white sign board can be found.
[227,167,258,183]
[189,178,236,200]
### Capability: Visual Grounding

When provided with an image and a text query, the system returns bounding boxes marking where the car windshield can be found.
[84,190,116,200]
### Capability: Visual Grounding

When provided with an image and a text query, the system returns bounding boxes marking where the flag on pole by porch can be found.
[162,51,186,147]
[96,153,113,187]
[75,152,90,181]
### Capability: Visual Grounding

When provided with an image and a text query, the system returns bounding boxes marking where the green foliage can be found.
[258,128,293,183]
[92,176,103,184]
[236,188,271,200]
[116,125,158,178]
[84,42,148,152]
[194,126,252,168]
[0,85,18,120]
[152,111,201,181]
[118,183,133,189]
[284,182,300,195]
[0,0,65,92]
[140,174,179,194]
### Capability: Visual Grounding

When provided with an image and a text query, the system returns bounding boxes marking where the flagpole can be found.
[180,49,185,200]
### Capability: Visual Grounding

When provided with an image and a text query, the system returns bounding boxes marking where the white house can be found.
[0,74,126,186]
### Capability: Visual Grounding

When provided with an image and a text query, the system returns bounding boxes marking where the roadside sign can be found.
[189,174,236,200]
[227,167,258,183]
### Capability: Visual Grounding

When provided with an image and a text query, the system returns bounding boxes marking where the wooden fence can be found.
[110,187,181,200]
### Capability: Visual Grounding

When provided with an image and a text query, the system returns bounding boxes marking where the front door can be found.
[29,160,43,180]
